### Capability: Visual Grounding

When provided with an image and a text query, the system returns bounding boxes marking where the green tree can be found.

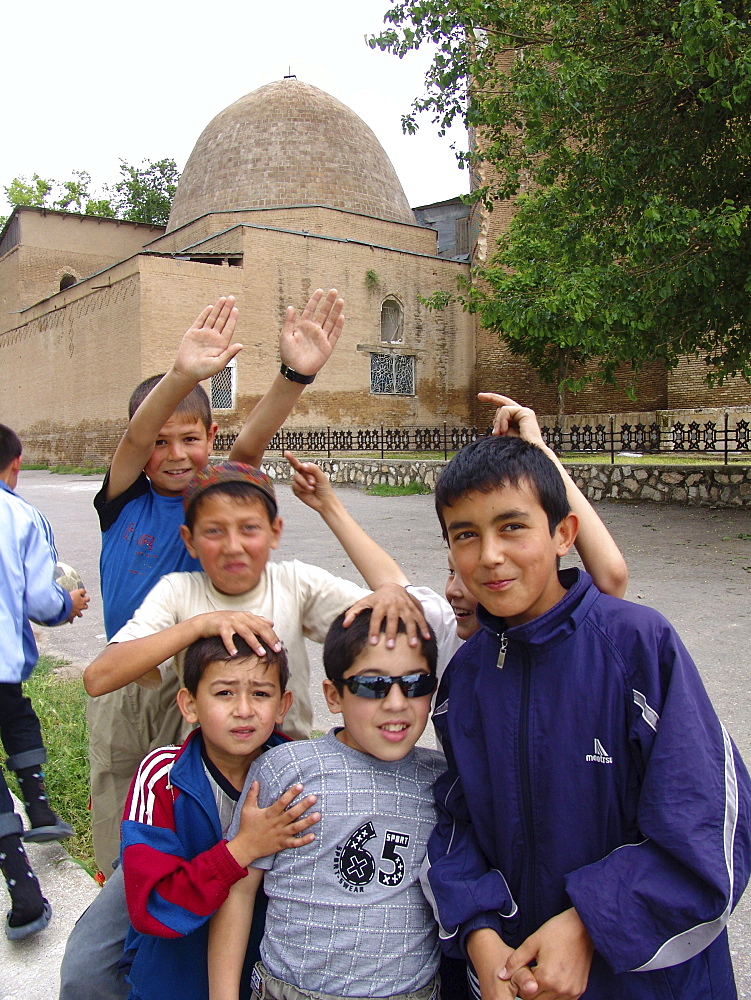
[372,0,751,399]
[1,158,179,230]
[1,174,55,226]
[111,158,180,225]
[53,170,115,217]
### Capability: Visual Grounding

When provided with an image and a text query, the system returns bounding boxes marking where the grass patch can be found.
[13,656,95,874]
[367,482,432,497]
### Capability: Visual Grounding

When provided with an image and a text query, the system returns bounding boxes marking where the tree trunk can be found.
[556,348,570,425]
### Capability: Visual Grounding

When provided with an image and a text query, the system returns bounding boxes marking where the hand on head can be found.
[197,610,282,658]
[343,584,431,648]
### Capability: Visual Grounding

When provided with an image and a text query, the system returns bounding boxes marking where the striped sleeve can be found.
[121,747,247,939]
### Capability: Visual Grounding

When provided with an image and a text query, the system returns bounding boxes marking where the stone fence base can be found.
[259,457,751,508]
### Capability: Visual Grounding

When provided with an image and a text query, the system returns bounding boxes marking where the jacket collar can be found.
[476,568,601,650]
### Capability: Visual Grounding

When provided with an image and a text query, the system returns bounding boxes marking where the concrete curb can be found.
[1,795,99,1000]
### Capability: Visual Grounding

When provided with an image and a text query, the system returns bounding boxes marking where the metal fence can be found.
[213,415,751,464]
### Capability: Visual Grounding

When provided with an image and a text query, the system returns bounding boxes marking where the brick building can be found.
[0,77,747,464]
[0,79,474,464]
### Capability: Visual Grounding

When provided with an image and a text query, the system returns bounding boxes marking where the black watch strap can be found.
[280,364,316,385]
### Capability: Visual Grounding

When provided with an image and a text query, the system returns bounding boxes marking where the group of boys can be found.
[4,286,749,1000]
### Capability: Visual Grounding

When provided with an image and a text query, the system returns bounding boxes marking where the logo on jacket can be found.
[585,738,613,764]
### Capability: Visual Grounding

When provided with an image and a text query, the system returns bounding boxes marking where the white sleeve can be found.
[289,560,370,643]
[405,585,462,678]
[107,574,183,683]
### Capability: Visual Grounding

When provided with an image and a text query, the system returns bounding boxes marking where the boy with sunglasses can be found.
[208,610,444,1000]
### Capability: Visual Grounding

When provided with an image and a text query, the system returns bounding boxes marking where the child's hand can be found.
[343,584,431,648]
[285,451,335,512]
[197,611,282,657]
[227,782,320,868]
[67,588,90,622]
[173,296,243,383]
[279,288,344,377]
[500,907,594,1000]
[478,392,546,450]
[466,927,537,999]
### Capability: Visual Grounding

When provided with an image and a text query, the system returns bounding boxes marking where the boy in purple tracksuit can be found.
[425,435,751,999]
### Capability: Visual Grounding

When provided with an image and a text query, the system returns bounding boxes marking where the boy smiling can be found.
[426,435,751,1000]
[84,463,371,741]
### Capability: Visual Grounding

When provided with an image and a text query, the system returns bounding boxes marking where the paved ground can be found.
[3,470,751,996]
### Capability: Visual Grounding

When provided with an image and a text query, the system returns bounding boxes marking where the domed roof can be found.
[166,79,416,232]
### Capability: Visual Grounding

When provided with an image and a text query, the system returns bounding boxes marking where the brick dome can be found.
[166,79,416,231]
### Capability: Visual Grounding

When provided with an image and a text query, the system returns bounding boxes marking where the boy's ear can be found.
[206,422,219,452]
[176,687,199,726]
[274,689,293,727]
[180,523,198,558]
[554,512,579,557]
[322,678,343,716]
[269,516,283,551]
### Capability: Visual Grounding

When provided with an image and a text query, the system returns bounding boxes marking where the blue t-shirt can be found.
[94,471,200,639]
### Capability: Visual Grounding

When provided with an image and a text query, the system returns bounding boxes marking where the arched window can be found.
[380,297,403,343]
[59,273,77,291]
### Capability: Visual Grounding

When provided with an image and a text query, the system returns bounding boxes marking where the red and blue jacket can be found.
[120,728,288,1000]
[425,569,751,999]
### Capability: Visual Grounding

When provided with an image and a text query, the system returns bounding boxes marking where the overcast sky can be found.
[1,0,467,218]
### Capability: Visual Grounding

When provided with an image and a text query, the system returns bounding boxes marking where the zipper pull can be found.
[497,633,507,669]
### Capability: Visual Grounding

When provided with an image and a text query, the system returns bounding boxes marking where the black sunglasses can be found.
[339,673,438,700]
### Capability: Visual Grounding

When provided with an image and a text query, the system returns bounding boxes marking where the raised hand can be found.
[285,451,335,513]
[173,296,243,383]
[279,289,344,377]
[478,391,546,449]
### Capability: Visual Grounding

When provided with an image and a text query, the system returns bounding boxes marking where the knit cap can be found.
[182,462,277,517]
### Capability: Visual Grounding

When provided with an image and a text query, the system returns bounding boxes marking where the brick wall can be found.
[1,225,474,465]
[0,209,163,333]
[150,207,436,258]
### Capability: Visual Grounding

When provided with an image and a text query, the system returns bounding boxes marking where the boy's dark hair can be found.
[182,634,289,696]
[128,374,213,432]
[0,424,22,472]
[435,436,570,538]
[323,609,437,685]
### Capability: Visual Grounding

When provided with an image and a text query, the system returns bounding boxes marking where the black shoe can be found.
[22,818,74,843]
[5,898,52,941]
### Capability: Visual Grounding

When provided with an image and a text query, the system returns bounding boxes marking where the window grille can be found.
[370,353,415,395]
[211,362,236,410]
[380,298,403,343]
